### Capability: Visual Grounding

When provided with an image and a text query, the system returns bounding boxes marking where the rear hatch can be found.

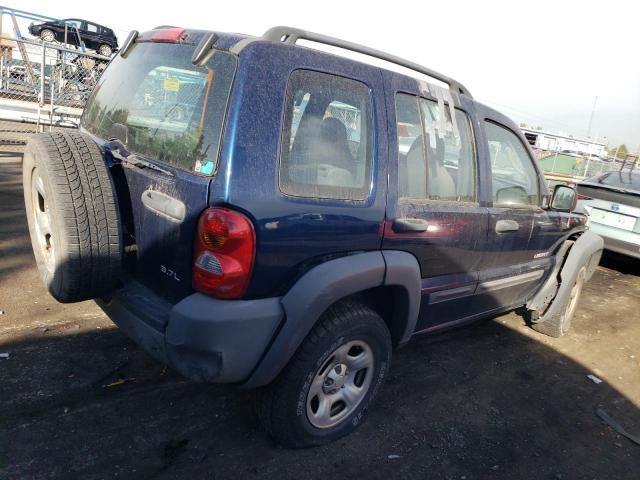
[81,29,237,302]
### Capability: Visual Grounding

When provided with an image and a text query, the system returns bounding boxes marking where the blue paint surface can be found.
[81,30,587,331]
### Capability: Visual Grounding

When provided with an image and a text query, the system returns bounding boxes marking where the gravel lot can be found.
[1,151,639,479]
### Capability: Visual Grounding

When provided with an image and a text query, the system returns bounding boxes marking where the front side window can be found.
[280,70,372,200]
[396,93,476,202]
[485,121,540,207]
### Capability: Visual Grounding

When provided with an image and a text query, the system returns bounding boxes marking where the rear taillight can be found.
[577,193,593,200]
[151,28,186,43]
[192,207,255,299]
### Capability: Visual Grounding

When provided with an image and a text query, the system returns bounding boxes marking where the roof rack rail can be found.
[262,26,472,98]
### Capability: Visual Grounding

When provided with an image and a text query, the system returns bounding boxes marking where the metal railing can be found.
[0,35,110,147]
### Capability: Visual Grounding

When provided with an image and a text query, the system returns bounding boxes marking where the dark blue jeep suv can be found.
[23,26,603,447]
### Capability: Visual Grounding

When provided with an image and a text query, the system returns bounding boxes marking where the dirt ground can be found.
[1,151,639,479]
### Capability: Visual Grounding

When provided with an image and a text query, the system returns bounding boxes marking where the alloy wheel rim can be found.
[31,170,55,274]
[306,340,374,429]
[42,30,54,42]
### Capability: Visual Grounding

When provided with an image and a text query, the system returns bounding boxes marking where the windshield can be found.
[590,171,640,193]
[82,42,236,176]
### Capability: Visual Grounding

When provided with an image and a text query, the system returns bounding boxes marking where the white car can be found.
[577,170,640,258]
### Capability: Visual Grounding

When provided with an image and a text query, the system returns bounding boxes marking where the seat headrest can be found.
[321,117,349,145]
[407,133,445,166]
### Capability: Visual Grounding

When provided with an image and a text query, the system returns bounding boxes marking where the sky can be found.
[3,0,638,149]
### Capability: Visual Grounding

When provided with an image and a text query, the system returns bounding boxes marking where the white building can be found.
[520,127,607,158]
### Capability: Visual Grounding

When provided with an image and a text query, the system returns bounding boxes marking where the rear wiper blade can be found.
[122,154,174,177]
[105,140,174,177]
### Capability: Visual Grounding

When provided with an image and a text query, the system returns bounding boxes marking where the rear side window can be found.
[82,43,237,175]
[485,121,540,207]
[396,93,476,202]
[280,70,372,200]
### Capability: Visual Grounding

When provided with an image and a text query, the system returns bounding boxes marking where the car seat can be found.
[404,134,456,199]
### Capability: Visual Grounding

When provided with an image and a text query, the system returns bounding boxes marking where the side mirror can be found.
[550,184,577,212]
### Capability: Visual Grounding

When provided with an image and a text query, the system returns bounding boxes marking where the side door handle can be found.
[392,217,429,233]
[495,219,520,233]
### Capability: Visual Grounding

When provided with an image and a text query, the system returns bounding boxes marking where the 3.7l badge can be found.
[160,265,181,282]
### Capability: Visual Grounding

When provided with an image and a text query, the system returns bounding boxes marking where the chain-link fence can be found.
[538,152,619,177]
[0,35,109,148]
[535,150,622,186]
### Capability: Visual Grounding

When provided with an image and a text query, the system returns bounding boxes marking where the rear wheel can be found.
[259,301,391,448]
[23,132,122,303]
[40,29,55,42]
[98,44,113,56]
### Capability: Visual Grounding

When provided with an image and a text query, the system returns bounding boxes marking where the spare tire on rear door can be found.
[23,132,122,303]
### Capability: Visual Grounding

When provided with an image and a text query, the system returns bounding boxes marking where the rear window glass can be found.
[82,42,236,176]
[592,171,640,192]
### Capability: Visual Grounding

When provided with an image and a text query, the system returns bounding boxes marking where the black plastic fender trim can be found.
[381,250,421,346]
[242,250,422,388]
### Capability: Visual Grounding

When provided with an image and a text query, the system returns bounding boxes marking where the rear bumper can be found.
[589,223,640,259]
[602,236,640,259]
[96,281,283,383]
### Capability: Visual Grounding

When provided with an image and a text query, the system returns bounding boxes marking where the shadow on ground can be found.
[0,157,34,279]
[599,250,640,276]
[0,302,638,480]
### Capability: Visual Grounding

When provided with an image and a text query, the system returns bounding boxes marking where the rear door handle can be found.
[392,217,429,233]
[495,219,520,233]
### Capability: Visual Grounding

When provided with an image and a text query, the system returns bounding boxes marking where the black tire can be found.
[258,300,392,448]
[531,266,586,338]
[23,132,122,303]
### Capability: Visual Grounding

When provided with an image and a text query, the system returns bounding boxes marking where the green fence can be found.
[538,153,619,179]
